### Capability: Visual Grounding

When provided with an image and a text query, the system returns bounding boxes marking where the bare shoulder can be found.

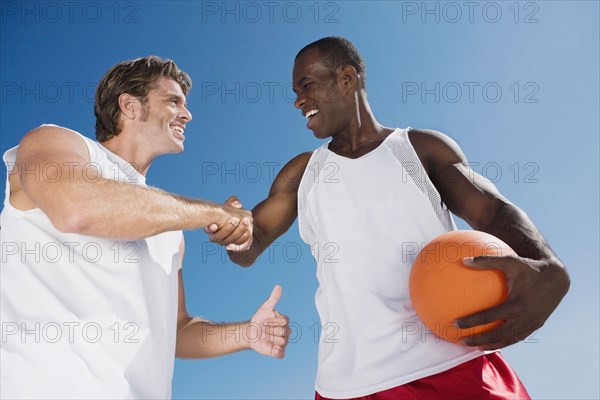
[287,151,313,171]
[407,128,467,168]
[270,151,313,195]
[18,125,90,162]
[21,124,83,144]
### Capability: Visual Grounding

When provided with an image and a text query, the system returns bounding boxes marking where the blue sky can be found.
[1,1,598,399]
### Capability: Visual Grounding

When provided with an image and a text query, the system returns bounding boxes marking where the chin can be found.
[312,130,330,140]
[165,143,184,154]
[172,139,185,152]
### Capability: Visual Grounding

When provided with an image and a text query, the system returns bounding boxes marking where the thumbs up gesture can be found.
[249,285,291,359]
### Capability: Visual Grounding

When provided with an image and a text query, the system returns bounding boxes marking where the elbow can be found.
[175,343,191,360]
[552,261,571,298]
[51,209,91,235]
[238,260,254,268]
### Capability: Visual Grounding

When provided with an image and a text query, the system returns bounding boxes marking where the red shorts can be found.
[315,352,530,400]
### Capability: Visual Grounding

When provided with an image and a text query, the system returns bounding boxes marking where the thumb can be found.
[261,285,282,311]
[225,195,243,208]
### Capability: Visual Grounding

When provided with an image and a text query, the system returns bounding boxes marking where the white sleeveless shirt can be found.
[298,128,485,398]
[1,126,182,399]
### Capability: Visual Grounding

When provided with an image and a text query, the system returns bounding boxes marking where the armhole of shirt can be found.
[2,147,18,210]
[386,128,456,232]
[75,132,99,165]
[177,231,184,271]
[297,145,329,245]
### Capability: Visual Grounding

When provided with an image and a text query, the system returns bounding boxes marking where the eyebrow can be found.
[160,91,189,109]
[292,77,309,94]
[163,91,184,99]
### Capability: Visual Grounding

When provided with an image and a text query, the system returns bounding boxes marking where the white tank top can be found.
[298,128,485,398]
[1,125,182,399]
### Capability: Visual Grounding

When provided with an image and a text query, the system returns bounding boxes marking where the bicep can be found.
[433,161,508,230]
[252,190,298,246]
[251,152,311,247]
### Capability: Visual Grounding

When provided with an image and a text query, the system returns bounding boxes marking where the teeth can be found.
[171,126,184,134]
[305,109,319,118]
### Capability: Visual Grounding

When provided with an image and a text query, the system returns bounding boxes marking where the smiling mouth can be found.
[170,125,185,140]
[304,109,319,118]
[304,109,319,130]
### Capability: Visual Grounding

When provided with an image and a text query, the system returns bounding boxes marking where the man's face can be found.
[138,77,192,154]
[292,48,349,139]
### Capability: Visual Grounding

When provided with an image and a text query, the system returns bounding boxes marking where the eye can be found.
[303,82,312,90]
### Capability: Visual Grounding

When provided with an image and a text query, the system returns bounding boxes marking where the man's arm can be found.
[12,125,251,241]
[207,152,312,266]
[175,239,290,359]
[409,128,570,350]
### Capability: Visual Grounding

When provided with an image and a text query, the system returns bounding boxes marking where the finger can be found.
[264,313,289,326]
[221,222,251,248]
[261,285,282,311]
[225,225,252,247]
[456,302,508,329]
[209,220,241,243]
[272,345,285,359]
[204,223,219,233]
[265,334,289,347]
[261,325,289,337]
[262,318,290,328]
[226,232,253,252]
[274,312,289,323]
[462,255,518,271]
[462,335,508,350]
[226,218,253,250]
[237,224,254,251]
[461,316,537,349]
[234,236,253,252]
[225,195,243,208]
[461,325,518,350]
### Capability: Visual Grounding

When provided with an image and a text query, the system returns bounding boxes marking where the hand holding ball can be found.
[409,230,515,343]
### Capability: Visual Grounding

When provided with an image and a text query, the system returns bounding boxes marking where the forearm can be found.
[227,237,265,267]
[175,317,251,359]
[225,203,296,267]
[481,201,570,290]
[482,201,558,261]
[25,173,234,241]
[71,177,228,240]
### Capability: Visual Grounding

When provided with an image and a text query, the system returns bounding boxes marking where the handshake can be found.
[204,195,255,252]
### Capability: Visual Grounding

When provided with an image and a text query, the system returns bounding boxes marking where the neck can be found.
[329,91,394,155]
[100,131,154,176]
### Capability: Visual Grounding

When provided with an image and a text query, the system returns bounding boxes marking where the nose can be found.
[181,106,192,122]
[294,93,306,110]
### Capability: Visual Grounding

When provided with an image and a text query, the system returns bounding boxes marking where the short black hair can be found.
[295,36,366,88]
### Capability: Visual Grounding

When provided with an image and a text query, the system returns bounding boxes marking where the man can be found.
[0,56,290,399]
[207,37,570,398]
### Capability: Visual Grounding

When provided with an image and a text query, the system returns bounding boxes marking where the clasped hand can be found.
[206,196,253,251]
[458,255,569,350]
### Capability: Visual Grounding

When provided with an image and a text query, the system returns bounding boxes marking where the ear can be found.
[118,93,141,120]
[339,65,360,93]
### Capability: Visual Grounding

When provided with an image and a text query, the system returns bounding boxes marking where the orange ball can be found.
[409,230,515,343]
